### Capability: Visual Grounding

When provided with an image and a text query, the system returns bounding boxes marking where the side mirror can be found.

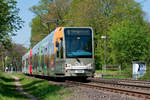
[56,41,59,47]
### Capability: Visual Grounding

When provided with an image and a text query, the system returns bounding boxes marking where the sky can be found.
[12,0,39,48]
[12,0,150,48]
[136,0,150,21]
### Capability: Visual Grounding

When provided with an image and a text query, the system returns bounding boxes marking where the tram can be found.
[22,27,94,78]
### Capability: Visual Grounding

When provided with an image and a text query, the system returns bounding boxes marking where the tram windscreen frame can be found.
[64,28,92,58]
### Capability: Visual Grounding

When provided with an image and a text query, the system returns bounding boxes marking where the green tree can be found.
[29,0,52,46]
[30,16,48,47]
[0,44,26,71]
[30,0,70,46]
[66,0,146,69]
[0,0,23,48]
[10,44,26,71]
[0,0,23,70]
[109,19,150,68]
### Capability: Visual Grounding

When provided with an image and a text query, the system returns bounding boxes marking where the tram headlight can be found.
[65,64,71,72]
[87,63,92,68]
[65,64,71,67]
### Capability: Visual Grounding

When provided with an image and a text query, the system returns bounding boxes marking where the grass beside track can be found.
[96,68,150,80]
[95,70,129,79]
[139,69,150,80]
[14,73,71,100]
[0,72,29,100]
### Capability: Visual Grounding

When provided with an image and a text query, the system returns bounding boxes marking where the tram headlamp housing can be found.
[87,63,92,67]
[86,63,93,69]
[66,64,71,67]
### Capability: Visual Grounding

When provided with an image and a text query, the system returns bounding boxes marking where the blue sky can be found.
[12,0,150,48]
[136,0,150,21]
[12,0,39,48]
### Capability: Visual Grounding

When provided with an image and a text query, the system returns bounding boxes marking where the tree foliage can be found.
[0,0,23,70]
[109,19,150,68]
[30,0,71,46]
[0,44,26,70]
[0,0,23,49]
[30,16,48,47]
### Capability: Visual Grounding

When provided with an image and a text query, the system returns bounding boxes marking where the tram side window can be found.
[56,41,59,58]
[56,38,63,58]
[60,38,63,59]
[26,58,28,67]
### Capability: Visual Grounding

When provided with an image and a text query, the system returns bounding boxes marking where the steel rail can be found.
[91,78,150,84]
[90,79,150,90]
[66,81,150,99]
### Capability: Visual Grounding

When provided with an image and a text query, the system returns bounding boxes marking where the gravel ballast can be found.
[65,85,149,100]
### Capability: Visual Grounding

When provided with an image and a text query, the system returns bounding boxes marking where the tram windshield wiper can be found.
[71,52,80,63]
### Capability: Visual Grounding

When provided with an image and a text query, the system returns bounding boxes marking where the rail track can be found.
[90,78,150,89]
[66,80,150,99]
[90,78,150,86]
[27,74,150,99]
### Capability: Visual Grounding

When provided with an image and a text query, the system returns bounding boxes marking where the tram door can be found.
[55,38,65,75]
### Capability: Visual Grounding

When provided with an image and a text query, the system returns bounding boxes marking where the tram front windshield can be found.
[64,28,92,58]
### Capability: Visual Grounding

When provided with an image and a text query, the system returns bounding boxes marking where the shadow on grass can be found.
[23,80,44,88]
[0,76,15,82]
[0,75,29,100]
[22,80,63,100]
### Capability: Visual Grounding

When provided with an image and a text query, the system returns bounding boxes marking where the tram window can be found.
[41,49,43,54]
[56,41,59,47]
[56,43,59,58]
[60,38,63,58]
[64,28,92,58]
